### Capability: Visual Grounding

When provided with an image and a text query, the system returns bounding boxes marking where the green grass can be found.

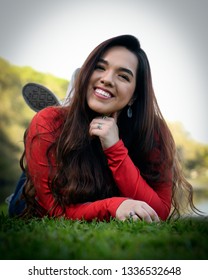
[0,202,208,260]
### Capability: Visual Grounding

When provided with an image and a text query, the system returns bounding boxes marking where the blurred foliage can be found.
[168,122,208,187]
[0,57,207,202]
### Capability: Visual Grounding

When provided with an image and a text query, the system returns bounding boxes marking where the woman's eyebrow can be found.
[118,67,134,77]
[98,58,134,77]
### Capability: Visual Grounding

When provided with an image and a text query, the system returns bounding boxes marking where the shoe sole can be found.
[22,83,59,112]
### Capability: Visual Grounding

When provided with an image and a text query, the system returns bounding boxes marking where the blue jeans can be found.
[8,172,26,217]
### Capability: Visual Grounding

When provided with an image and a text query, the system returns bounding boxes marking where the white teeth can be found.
[95,88,111,98]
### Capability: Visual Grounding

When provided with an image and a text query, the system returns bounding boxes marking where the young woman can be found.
[10,34,198,221]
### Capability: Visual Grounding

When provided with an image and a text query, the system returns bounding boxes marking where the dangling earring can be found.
[127,106,132,118]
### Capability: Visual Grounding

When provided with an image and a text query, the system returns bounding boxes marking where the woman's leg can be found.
[8,172,26,217]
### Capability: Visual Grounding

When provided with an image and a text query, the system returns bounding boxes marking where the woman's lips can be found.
[94,87,114,98]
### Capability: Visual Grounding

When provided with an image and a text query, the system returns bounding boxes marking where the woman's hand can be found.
[116,199,160,223]
[89,113,119,149]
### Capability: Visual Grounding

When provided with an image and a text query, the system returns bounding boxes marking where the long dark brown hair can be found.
[21,35,199,219]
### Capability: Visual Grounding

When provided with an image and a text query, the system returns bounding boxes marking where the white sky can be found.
[1,0,208,143]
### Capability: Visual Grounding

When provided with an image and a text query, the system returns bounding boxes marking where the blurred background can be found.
[0,0,207,214]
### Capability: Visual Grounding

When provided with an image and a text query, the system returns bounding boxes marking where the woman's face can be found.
[86,46,138,116]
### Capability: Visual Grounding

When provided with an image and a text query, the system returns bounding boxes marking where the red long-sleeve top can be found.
[25,107,172,221]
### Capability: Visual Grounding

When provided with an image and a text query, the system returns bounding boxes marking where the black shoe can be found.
[22,83,60,112]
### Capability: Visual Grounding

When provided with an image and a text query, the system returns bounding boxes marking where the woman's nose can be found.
[100,71,115,87]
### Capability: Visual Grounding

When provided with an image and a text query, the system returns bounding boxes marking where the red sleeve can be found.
[104,140,172,220]
[25,107,126,221]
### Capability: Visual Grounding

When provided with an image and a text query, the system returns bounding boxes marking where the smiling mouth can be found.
[94,88,113,99]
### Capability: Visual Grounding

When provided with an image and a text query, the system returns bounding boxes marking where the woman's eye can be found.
[119,74,130,82]
[95,65,105,71]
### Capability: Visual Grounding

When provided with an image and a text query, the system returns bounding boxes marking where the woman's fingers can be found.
[116,199,160,223]
[129,211,140,221]
[135,203,160,222]
[89,116,119,149]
